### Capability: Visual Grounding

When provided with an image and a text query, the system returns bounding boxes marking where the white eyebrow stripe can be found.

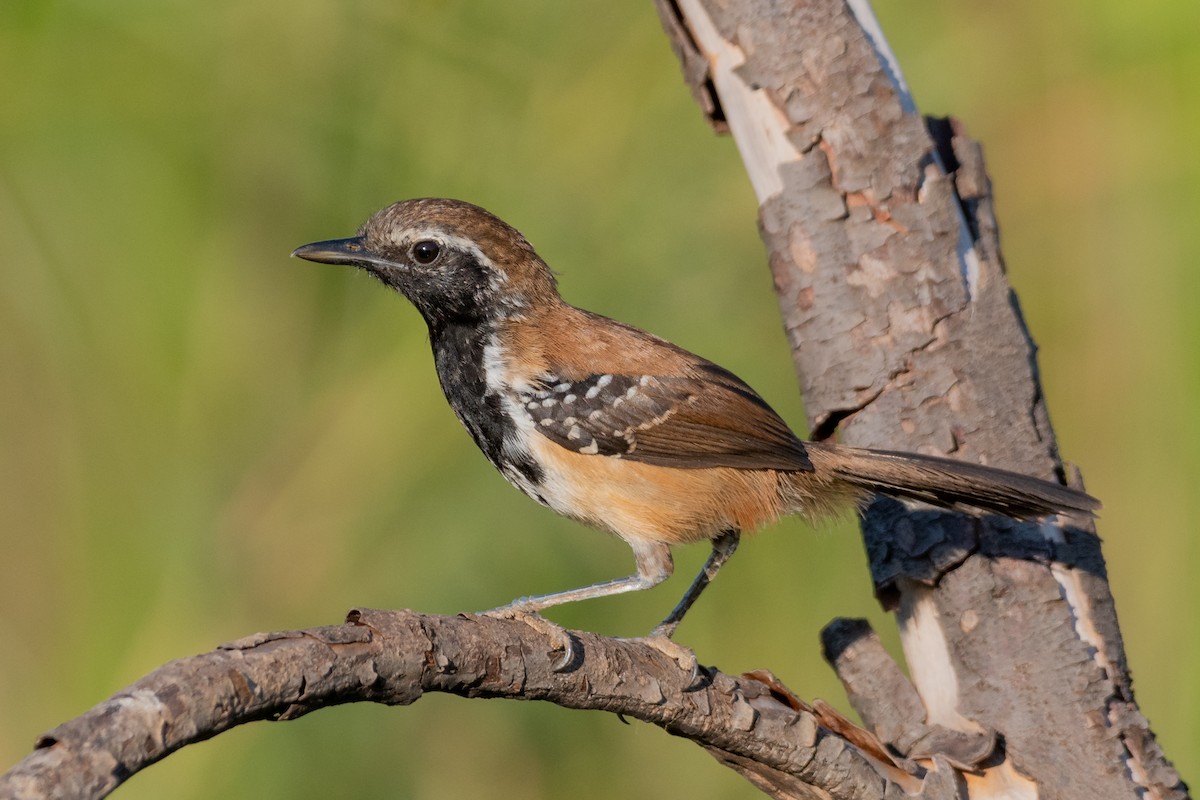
[387,227,507,285]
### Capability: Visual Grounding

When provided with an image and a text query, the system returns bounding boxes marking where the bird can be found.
[293,197,1099,643]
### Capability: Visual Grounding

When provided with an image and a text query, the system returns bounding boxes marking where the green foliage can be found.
[0,1,1195,796]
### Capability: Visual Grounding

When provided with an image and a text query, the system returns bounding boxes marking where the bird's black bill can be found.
[291,236,366,265]
[292,236,394,272]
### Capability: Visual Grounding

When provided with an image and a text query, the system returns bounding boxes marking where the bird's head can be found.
[293,198,559,327]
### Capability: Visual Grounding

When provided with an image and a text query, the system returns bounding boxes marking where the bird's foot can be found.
[624,631,704,690]
[481,604,576,672]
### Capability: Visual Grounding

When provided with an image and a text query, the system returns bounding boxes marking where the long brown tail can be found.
[805,442,1100,519]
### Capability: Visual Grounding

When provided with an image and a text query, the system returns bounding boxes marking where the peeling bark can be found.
[655,0,1186,797]
[0,2,1189,799]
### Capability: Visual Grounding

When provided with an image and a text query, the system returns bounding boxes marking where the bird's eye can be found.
[411,240,441,265]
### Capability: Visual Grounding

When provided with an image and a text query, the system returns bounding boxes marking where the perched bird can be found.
[293,198,1098,641]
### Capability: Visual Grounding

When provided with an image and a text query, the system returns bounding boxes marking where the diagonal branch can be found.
[2,2,1188,799]
[653,0,1186,797]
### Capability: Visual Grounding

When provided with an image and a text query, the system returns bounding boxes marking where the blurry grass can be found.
[0,0,1196,796]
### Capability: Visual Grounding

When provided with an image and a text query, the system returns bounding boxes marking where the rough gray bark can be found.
[0,2,1189,799]
[1,610,934,800]
[655,0,1186,797]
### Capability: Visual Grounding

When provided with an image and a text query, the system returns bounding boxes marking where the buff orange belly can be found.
[527,434,789,545]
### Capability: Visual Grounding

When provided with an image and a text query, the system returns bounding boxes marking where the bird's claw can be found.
[481,605,576,672]
[627,633,705,690]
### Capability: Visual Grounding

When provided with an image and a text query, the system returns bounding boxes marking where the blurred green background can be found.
[1,0,1196,796]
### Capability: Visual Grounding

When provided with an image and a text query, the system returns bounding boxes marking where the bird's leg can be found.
[650,529,740,639]
[623,530,740,688]
[482,541,673,671]
[489,539,674,614]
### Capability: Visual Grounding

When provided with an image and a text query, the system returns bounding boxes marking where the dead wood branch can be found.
[653,0,1186,797]
[0,1,1189,798]
[1,610,945,800]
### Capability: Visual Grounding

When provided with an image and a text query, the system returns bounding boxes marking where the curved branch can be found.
[2,609,946,800]
[4,2,1188,799]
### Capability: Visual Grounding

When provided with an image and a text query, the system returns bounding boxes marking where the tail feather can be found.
[806,443,1100,519]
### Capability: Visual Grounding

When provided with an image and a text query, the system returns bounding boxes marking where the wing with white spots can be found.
[515,363,813,472]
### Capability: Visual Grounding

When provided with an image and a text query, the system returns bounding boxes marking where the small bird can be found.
[294,198,1098,641]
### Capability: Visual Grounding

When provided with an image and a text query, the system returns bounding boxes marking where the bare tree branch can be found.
[654,0,1187,797]
[1,610,945,800]
[1,1,1189,798]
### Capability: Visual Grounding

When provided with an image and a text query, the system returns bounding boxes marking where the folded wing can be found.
[515,362,813,472]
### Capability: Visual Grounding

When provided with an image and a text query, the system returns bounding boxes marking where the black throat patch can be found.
[428,319,544,489]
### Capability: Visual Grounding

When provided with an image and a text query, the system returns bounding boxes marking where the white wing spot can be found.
[563,394,577,404]
[579,441,599,455]
[539,418,555,427]
[540,397,556,408]
[596,374,613,388]
[639,375,652,386]
[588,410,604,420]
[637,409,675,430]
[562,416,577,426]
[585,385,602,400]
[554,383,572,392]
[567,425,583,440]
[625,386,638,399]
